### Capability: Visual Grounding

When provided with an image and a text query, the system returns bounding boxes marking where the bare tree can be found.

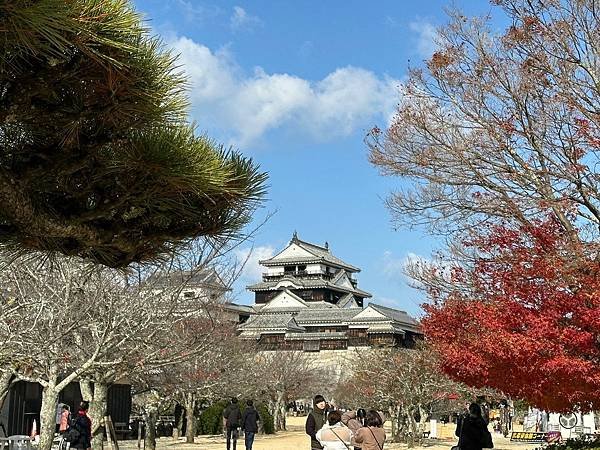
[153,323,247,444]
[335,346,493,447]
[0,240,239,450]
[0,257,130,450]
[240,351,320,431]
[369,0,600,244]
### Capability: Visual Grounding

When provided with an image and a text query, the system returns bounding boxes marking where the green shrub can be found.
[256,403,274,434]
[198,400,228,435]
[197,400,275,435]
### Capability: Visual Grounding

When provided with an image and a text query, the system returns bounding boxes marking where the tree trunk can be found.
[407,407,419,448]
[80,381,109,450]
[183,393,196,443]
[137,421,143,450]
[272,392,286,431]
[172,403,182,439]
[144,401,158,450]
[278,395,287,431]
[0,370,13,411]
[389,405,397,441]
[267,399,276,429]
[418,404,428,441]
[39,384,60,450]
[390,404,404,443]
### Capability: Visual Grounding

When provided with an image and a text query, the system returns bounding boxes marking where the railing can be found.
[262,271,335,280]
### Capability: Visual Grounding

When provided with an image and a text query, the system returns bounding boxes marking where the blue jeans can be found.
[244,431,255,450]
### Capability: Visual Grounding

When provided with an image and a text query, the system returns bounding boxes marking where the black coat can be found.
[455,415,493,450]
[223,403,242,428]
[241,407,260,433]
[70,413,92,449]
[305,408,326,450]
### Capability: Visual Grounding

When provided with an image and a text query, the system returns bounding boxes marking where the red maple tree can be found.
[422,218,600,412]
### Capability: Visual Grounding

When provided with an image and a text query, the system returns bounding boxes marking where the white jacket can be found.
[316,422,353,450]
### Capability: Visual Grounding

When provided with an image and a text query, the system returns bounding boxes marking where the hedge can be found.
[197,401,275,435]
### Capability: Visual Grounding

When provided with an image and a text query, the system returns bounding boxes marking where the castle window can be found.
[303,340,320,352]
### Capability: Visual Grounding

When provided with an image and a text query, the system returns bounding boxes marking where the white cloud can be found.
[382,250,405,278]
[230,6,262,30]
[168,36,401,147]
[171,0,221,23]
[409,20,439,58]
[373,295,404,309]
[382,250,430,279]
[234,245,275,283]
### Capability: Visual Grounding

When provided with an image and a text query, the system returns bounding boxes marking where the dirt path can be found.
[121,416,541,450]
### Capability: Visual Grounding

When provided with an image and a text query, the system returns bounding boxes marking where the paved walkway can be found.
[120,417,541,450]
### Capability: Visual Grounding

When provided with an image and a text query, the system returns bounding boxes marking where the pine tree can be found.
[0,0,267,268]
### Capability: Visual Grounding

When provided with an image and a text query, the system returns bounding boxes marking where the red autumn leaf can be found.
[422,217,600,412]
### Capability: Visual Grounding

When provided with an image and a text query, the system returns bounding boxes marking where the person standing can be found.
[223,398,242,450]
[353,410,385,450]
[71,401,92,450]
[455,403,494,450]
[316,410,353,450]
[59,405,71,434]
[241,400,260,450]
[342,409,366,449]
[306,395,327,450]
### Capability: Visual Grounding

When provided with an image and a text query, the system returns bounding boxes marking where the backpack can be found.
[63,416,82,444]
[63,426,80,444]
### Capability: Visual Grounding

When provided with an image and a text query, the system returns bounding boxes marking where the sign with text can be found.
[510,432,547,443]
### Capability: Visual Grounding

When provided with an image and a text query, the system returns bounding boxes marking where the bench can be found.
[422,431,431,438]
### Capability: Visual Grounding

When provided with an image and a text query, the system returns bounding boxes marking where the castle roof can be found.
[237,312,305,333]
[247,275,372,298]
[238,290,420,337]
[260,234,360,272]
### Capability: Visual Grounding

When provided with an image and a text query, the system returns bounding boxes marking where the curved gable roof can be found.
[260,235,360,272]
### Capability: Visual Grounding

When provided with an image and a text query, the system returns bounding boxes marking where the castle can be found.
[237,233,420,351]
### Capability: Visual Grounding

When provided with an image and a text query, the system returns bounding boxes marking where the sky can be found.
[132,0,504,316]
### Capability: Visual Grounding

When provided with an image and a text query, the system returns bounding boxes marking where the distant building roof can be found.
[260,233,360,272]
[221,302,256,314]
[147,267,230,292]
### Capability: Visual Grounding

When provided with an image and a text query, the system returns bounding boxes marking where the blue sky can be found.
[133,0,502,316]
